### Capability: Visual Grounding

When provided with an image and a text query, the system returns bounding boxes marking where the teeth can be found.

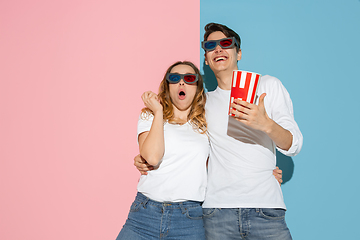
[215,57,226,62]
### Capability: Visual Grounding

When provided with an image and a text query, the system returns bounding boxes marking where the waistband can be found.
[135,192,202,208]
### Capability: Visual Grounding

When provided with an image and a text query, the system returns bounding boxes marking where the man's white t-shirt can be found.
[137,114,210,202]
[203,75,303,209]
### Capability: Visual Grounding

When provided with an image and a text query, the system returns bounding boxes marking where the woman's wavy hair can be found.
[141,61,207,134]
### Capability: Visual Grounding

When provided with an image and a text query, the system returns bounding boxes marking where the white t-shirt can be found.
[137,113,210,202]
[203,75,303,209]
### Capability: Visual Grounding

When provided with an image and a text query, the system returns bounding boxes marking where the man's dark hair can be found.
[204,23,241,52]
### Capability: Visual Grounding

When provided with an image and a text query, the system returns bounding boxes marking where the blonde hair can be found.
[141,61,207,134]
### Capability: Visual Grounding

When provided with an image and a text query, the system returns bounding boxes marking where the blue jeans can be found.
[116,192,206,240]
[203,208,292,240]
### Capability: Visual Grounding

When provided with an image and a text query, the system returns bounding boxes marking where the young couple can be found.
[116,23,303,240]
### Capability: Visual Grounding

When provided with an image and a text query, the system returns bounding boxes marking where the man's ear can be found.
[237,49,242,61]
[204,53,209,65]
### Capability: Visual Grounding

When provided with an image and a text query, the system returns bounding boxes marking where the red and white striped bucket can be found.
[229,70,261,116]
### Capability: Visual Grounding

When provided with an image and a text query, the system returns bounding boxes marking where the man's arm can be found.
[134,154,283,185]
[134,154,153,175]
[231,93,292,151]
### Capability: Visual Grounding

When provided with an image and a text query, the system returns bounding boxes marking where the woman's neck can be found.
[172,106,191,124]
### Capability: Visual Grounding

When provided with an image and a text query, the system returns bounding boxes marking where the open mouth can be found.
[178,90,186,100]
[214,56,227,62]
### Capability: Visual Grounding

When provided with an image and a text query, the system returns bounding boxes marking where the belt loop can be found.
[142,197,150,209]
[179,202,187,214]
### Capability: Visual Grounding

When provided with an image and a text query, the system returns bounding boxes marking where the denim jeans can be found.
[203,208,292,240]
[116,192,205,240]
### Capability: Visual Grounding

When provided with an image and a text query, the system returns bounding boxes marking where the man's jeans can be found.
[203,208,292,240]
[116,192,206,240]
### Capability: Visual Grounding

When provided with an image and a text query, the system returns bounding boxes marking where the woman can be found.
[116,61,209,239]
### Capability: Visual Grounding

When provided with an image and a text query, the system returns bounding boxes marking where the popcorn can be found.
[229,70,261,116]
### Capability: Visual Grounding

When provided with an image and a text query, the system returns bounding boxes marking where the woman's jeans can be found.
[203,208,292,240]
[116,192,205,240]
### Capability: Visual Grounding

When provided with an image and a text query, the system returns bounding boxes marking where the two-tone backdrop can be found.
[1,0,359,239]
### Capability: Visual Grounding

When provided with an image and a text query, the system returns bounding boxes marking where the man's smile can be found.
[214,56,228,62]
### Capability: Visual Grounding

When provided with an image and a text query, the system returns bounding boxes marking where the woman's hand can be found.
[141,91,163,115]
[273,167,283,185]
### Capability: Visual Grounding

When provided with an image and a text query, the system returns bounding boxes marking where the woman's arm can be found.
[273,167,283,185]
[138,91,165,166]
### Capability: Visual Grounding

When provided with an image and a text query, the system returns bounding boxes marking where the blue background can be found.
[200,0,360,239]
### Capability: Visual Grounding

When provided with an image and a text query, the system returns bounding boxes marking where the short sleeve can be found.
[137,112,154,140]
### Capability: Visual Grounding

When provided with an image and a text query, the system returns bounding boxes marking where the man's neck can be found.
[215,67,238,90]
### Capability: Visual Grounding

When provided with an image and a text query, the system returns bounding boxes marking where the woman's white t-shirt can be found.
[137,113,209,202]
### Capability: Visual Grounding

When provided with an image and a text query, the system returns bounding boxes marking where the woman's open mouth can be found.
[178,90,186,100]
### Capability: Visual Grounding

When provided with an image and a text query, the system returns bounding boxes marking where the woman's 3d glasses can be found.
[201,37,238,51]
[166,73,199,84]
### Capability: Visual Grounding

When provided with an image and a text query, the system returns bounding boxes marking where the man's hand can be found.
[231,93,292,151]
[230,93,271,133]
[134,154,154,175]
[273,167,283,185]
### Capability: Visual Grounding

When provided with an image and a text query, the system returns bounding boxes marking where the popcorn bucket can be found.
[229,70,261,116]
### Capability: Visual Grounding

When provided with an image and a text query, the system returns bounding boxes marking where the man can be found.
[135,23,302,239]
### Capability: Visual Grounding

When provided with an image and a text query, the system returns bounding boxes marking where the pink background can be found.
[0,0,199,239]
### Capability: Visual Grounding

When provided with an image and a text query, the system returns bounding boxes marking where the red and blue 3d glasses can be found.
[166,73,199,84]
[201,37,238,51]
